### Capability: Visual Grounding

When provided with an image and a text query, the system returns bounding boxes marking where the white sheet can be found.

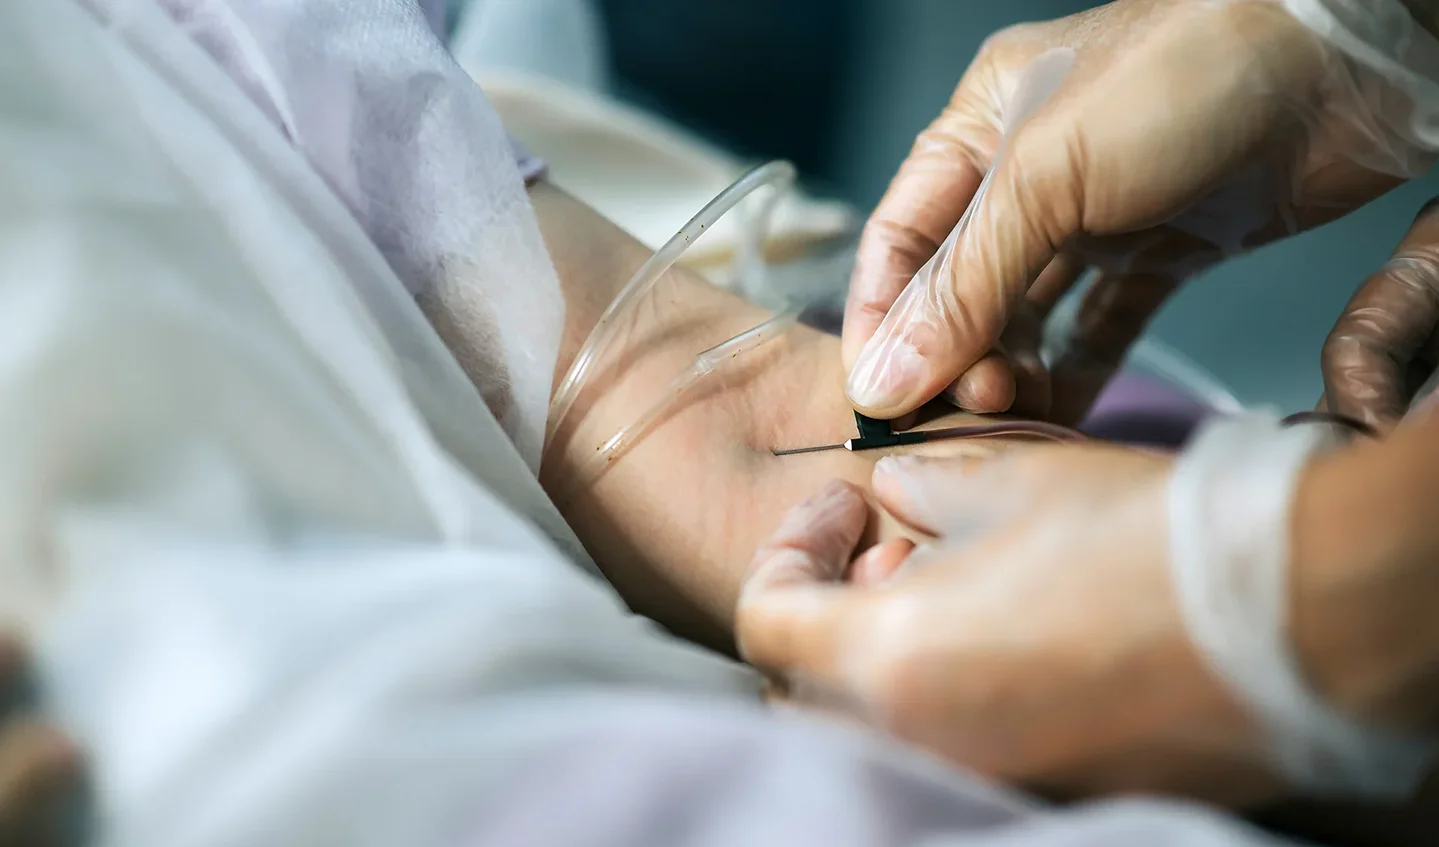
[138,0,563,472]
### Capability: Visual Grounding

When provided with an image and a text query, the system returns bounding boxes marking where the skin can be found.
[522,183,1439,843]
[526,183,1037,652]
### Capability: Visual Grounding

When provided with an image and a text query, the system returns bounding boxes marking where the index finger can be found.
[842,114,991,372]
[1323,199,1439,430]
[736,481,876,685]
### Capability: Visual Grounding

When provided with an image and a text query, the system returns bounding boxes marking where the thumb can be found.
[846,114,1079,419]
[871,453,1036,541]
[1323,198,1439,433]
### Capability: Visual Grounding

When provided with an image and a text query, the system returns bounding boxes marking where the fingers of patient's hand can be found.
[737,481,876,682]
[743,480,868,594]
[871,453,1025,538]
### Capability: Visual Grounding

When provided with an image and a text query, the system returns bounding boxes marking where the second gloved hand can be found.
[735,449,1283,806]
[1323,195,1439,432]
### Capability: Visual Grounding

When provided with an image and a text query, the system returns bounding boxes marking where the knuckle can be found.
[1007,123,1081,233]
[1381,254,1439,305]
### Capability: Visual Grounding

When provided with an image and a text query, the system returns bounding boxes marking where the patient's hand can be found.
[528,184,1029,652]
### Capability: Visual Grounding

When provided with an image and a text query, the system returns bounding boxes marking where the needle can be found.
[770,442,847,456]
[771,411,1089,457]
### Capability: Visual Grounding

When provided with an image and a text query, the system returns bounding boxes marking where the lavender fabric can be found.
[1079,373,1215,448]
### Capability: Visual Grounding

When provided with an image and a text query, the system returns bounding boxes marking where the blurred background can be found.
[456,0,1439,413]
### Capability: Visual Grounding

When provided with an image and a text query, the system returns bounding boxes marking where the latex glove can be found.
[734,452,1283,806]
[843,0,1438,423]
[1322,196,1439,432]
[0,635,81,847]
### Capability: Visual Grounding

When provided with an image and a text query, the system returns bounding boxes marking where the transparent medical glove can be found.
[737,417,1439,806]
[1324,194,1439,431]
[844,0,1439,422]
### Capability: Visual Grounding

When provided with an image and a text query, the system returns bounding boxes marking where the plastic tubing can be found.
[546,160,797,452]
[899,419,1085,445]
[571,305,804,486]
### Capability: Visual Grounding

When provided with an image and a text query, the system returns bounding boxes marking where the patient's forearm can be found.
[527,183,771,404]
[524,184,1005,650]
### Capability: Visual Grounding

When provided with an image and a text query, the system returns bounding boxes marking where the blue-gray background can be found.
[595,0,1439,411]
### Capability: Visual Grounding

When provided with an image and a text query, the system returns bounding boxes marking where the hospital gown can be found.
[1,0,1296,844]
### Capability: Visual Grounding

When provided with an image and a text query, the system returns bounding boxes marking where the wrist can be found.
[526,183,770,476]
[1290,437,1439,732]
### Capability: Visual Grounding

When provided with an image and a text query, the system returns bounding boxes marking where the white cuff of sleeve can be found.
[1168,413,1438,798]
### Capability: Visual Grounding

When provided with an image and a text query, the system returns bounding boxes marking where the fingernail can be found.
[873,454,925,480]
[848,339,927,410]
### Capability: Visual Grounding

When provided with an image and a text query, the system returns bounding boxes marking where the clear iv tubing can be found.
[898,420,1085,445]
[573,306,804,484]
[546,160,798,455]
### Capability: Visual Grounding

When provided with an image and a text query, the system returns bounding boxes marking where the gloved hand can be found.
[0,635,81,847]
[735,453,1282,805]
[843,0,1439,424]
[1323,196,1439,432]
[737,419,1439,805]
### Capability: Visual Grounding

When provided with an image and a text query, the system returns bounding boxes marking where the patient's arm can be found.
[529,184,1023,651]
